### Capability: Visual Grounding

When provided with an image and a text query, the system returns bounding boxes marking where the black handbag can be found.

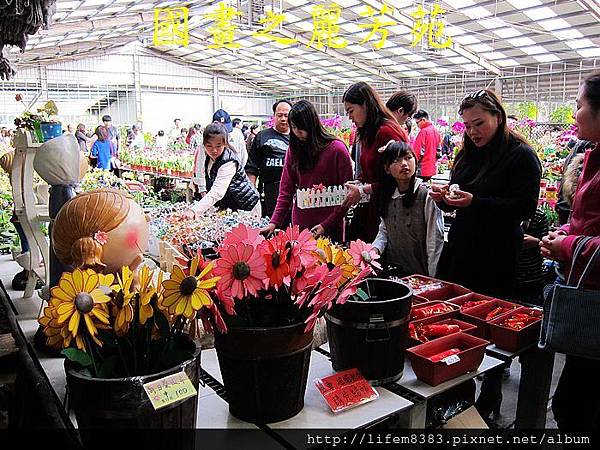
[539,236,600,358]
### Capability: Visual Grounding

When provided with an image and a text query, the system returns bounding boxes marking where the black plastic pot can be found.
[65,342,200,450]
[326,277,412,385]
[214,321,313,423]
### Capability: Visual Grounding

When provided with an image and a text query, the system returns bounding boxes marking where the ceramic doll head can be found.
[33,134,87,186]
[52,189,149,274]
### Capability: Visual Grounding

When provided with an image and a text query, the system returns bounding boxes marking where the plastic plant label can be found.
[442,354,461,365]
[143,371,197,410]
[314,368,379,414]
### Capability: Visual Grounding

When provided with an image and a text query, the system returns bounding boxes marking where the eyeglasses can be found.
[463,89,495,102]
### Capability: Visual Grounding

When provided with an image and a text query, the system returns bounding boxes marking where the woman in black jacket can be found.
[430,89,542,423]
[431,90,542,298]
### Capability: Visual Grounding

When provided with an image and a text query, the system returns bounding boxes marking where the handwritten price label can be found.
[143,371,197,410]
[315,368,378,413]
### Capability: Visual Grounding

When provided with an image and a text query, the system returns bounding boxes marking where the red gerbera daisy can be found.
[261,238,290,289]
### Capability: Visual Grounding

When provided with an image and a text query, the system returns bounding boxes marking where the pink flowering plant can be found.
[178,224,379,333]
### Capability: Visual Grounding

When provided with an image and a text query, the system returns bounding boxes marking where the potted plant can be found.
[13,94,62,142]
[191,224,376,423]
[38,263,216,447]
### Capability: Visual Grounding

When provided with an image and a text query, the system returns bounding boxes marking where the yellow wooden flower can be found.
[314,238,358,284]
[110,266,135,336]
[51,268,111,351]
[160,262,219,319]
[138,265,164,325]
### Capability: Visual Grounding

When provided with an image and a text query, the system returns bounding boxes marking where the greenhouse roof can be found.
[8,0,600,93]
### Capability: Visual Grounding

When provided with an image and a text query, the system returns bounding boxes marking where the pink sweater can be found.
[270,139,353,239]
[558,146,600,289]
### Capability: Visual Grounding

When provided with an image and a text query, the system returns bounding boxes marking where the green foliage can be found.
[515,101,538,120]
[550,105,575,124]
[62,348,93,367]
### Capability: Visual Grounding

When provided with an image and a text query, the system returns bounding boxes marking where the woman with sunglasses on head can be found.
[539,72,600,432]
[430,89,541,423]
[342,82,409,242]
[431,89,541,297]
[261,100,353,241]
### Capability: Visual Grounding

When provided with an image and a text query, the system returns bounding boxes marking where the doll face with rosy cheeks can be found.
[100,199,149,273]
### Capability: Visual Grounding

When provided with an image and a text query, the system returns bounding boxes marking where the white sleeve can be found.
[230,131,248,167]
[372,218,389,255]
[192,146,206,192]
[424,194,445,277]
[191,161,237,215]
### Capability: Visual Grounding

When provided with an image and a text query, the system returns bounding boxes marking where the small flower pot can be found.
[407,332,489,386]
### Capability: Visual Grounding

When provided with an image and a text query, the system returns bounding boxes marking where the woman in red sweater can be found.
[342,82,408,241]
[262,100,353,242]
[540,71,600,431]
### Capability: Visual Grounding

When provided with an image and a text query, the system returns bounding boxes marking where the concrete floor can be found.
[1,253,565,429]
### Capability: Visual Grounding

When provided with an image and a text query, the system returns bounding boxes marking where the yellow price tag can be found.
[143,371,197,410]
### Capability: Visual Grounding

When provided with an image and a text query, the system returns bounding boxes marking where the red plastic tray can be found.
[417,283,471,303]
[400,275,450,296]
[488,307,543,352]
[407,332,490,386]
[410,301,459,324]
[460,299,521,339]
[447,292,497,311]
[408,317,478,347]
[412,295,428,306]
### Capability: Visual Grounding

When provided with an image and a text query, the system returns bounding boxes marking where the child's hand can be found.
[343,182,362,207]
[429,184,447,203]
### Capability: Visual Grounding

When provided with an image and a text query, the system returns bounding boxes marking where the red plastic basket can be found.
[488,307,543,352]
[400,275,450,296]
[410,301,459,324]
[412,295,427,306]
[460,299,521,339]
[408,317,478,347]
[447,292,497,311]
[417,283,471,303]
[407,332,490,386]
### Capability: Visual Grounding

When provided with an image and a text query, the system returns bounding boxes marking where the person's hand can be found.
[310,224,325,238]
[343,182,362,207]
[443,189,473,208]
[199,191,206,199]
[522,234,540,250]
[429,184,447,203]
[540,231,567,260]
[183,208,197,220]
[260,223,276,237]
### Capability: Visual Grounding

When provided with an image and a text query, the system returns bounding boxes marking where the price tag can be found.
[143,371,197,410]
[442,354,461,365]
[314,368,378,414]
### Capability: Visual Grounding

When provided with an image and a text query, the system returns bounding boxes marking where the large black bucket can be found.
[214,321,313,423]
[325,277,412,385]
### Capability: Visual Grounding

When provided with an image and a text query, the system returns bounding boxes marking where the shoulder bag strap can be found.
[566,236,593,285]
[574,240,600,290]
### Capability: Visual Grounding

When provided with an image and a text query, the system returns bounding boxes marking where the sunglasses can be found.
[463,89,499,103]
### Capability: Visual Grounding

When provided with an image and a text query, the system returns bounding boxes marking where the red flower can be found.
[221,223,264,248]
[277,225,317,277]
[301,267,343,332]
[216,283,236,316]
[348,240,382,271]
[199,303,228,334]
[261,238,290,289]
[214,244,266,300]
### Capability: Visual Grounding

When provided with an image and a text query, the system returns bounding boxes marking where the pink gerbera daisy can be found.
[214,244,267,300]
[221,223,264,249]
[277,225,317,277]
[348,239,382,271]
[337,267,372,305]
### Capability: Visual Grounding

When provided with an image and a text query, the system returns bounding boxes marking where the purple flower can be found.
[451,121,465,133]
[436,119,449,127]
